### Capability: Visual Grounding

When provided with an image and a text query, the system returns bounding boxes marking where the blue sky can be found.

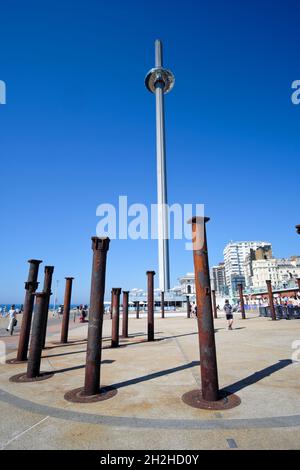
[0,0,299,303]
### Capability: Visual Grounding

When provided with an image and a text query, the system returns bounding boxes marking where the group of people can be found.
[248,295,300,308]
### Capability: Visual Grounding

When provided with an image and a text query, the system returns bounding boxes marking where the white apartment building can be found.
[211,262,227,294]
[223,241,272,292]
[249,256,300,288]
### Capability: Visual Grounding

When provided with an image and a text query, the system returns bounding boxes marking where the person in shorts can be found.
[224,299,234,330]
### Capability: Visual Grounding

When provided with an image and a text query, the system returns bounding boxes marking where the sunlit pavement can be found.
[0,313,299,450]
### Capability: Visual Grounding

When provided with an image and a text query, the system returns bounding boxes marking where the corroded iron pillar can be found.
[60,277,74,343]
[237,283,246,319]
[161,291,165,318]
[111,288,121,347]
[42,266,54,348]
[83,237,110,396]
[110,289,113,319]
[147,271,155,341]
[16,259,42,362]
[211,289,218,319]
[182,217,241,410]
[64,237,116,403]
[186,295,191,318]
[122,291,129,338]
[189,217,218,401]
[10,292,53,383]
[136,301,140,319]
[27,292,48,378]
[266,280,276,321]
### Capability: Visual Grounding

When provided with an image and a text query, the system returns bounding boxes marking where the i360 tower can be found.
[145,39,175,293]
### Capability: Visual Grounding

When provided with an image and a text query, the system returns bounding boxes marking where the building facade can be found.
[223,241,272,294]
[247,256,300,289]
[211,262,228,295]
[178,273,196,295]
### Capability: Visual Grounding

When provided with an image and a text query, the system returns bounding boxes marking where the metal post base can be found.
[64,386,117,403]
[182,389,241,410]
[9,372,54,383]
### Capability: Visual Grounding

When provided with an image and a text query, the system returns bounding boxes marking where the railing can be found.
[259,305,300,320]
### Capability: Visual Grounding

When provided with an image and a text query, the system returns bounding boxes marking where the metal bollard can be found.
[211,289,218,319]
[110,289,113,319]
[122,291,129,338]
[266,280,276,321]
[65,237,117,402]
[161,291,165,318]
[186,295,191,318]
[182,217,240,410]
[10,292,54,383]
[136,301,140,319]
[111,288,121,347]
[42,266,54,348]
[60,277,74,343]
[146,271,155,341]
[27,293,49,378]
[15,259,42,362]
[237,283,246,319]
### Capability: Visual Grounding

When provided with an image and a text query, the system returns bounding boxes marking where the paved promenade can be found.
[0,313,299,449]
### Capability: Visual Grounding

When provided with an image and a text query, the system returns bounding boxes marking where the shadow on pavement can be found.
[223,359,293,394]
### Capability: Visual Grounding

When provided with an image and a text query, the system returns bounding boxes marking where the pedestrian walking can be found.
[224,299,234,330]
[6,304,17,335]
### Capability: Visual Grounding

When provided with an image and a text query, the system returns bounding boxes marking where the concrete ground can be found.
[0,312,299,450]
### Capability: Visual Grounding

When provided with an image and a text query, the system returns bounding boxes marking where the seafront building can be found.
[210,262,227,295]
[223,241,272,295]
[245,254,300,289]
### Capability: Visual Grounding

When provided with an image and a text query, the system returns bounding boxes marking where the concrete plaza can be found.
[0,313,299,450]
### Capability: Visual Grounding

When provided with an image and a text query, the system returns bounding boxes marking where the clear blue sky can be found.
[1,0,299,303]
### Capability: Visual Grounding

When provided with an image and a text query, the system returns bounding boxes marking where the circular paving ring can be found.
[182,389,241,410]
[9,372,54,383]
[64,386,118,403]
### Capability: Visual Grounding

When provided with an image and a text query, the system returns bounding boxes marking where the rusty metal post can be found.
[122,291,129,338]
[26,292,48,378]
[110,289,113,319]
[60,277,74,343]
[83,237,110,396]
[182,217,240,410]
[189,217,219,401]
[237,283,246,319]
[41,266,54,348]
[186,295,191,318]
[146,271,155,341]
[161,291,165,318]
[266,279,276,321]
[111,288,121,347]
[16,259,42,362]
[136,301,140,319]
[211,289,218,319]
